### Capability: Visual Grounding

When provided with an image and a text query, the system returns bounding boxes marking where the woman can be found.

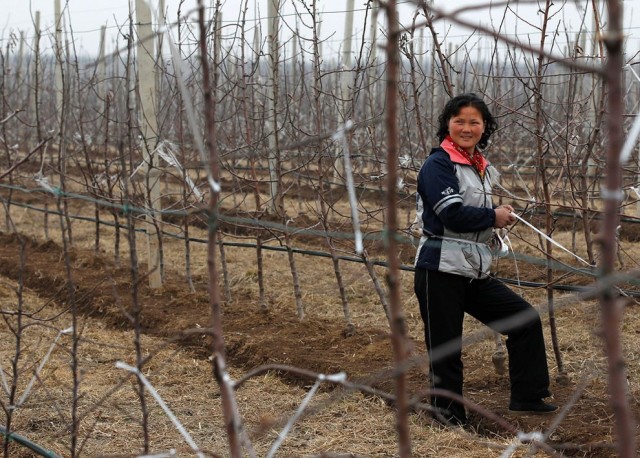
[413,93,556,426]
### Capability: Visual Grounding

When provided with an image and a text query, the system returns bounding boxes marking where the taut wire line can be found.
[511,212,591,266]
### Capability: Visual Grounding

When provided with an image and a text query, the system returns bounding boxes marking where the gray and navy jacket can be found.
[414,140,497,279]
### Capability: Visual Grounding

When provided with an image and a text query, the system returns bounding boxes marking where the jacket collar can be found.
[439,137,489,170]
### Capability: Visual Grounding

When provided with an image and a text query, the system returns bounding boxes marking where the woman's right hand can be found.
[494,205,515,228]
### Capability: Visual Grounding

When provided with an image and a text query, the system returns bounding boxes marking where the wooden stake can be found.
[266,0,281,215]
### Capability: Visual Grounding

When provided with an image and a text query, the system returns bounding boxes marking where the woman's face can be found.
[447,106,485,153]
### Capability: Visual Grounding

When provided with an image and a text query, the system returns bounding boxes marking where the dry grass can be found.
[0,184,638,457]
[0,277,516,457]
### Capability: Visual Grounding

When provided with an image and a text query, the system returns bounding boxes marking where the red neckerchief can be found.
[442,135,487,179]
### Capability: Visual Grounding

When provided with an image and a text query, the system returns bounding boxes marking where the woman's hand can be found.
[494,205,516,228]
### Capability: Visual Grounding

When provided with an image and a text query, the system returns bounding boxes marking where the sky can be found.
[0,1,639,60]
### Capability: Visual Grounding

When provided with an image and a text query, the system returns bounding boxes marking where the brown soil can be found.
[1,180,639,456]
[0,224,637,457]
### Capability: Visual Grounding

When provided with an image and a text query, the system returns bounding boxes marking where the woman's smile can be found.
[448,106,485,153]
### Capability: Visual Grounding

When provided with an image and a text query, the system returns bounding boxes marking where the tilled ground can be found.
[0,227,637,457]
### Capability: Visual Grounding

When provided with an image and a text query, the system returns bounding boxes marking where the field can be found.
[0,170,639,458]
[0,1,638,456]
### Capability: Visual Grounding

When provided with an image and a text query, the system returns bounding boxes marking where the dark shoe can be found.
[509,399,558,415]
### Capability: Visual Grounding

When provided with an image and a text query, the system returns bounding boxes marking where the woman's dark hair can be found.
[436,93,498,149]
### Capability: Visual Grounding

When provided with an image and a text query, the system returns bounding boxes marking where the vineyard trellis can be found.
[0,0,639,457]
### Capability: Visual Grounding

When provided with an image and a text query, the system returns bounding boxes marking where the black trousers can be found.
[414,268,551,421]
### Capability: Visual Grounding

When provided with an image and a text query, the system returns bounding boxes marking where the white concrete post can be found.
[98,26,106,99]
[136,0,162,289]
[31,11,40,146]
[334,0,354,188]
[97,25,107,148]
